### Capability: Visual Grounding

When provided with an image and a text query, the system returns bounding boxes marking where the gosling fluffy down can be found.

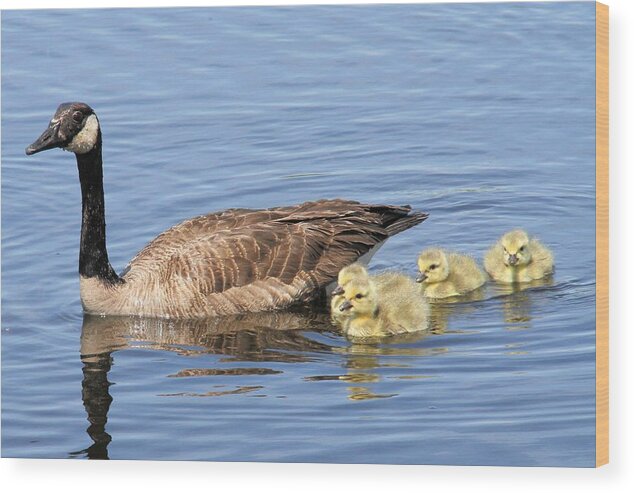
[330,263,370,323]
[416,248,487,299]
[484,229,554,283]
[334,271,430,338]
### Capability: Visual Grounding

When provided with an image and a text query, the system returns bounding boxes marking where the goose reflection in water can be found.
[70,349,113,460]
[75,309,335,459]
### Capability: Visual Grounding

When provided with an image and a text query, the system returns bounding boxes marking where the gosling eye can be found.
[355,293,364,299]
[429,264,437,270]
[519,246,525,252]
[72,111,83,123]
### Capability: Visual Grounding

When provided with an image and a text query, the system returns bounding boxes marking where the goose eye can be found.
[430,264,437,270]
[519,246,525,252]
[355,293,364,299]
[72,111,83,123]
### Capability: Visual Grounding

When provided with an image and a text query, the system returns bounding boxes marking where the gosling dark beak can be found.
[339,300,353,312]
[25,123,62,155]
[416,272,427,283]
[508,254,518,266]
[332,285,344,296]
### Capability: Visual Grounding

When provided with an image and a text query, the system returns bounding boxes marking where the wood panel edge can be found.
[595,0,609,469]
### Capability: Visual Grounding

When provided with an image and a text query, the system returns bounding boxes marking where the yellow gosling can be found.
[484,229,554,283]
[416,248,486,299]
[330,263,369,323]
[335,273,429,338]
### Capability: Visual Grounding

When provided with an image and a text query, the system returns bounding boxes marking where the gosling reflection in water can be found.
[77,309,336,458]
[306,333,447,401]
[343,337,449,401]
[341,350,389,401]
[427,287,486,335]
[493,277,554,331]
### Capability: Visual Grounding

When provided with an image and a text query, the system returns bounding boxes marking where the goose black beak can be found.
[339,300,353,312]
[507,254,519,266]
[332,285,344,296]
[416,272,427,283]
[26,123,62,155]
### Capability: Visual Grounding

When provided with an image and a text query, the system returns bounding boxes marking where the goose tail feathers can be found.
[381,206,429,236]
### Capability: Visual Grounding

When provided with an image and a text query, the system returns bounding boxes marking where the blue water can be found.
[1,3,597,465]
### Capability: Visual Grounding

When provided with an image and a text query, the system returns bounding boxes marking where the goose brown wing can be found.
[122,199,427,311]
[121,206,299,272]
[123,199,425,275]
[136,216,385,295]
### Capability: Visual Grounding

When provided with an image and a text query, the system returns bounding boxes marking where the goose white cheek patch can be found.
[65,114,99,154]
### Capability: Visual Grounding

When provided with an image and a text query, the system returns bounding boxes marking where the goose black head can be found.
[26,102,100,156]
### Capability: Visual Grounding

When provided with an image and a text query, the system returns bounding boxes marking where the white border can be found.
[1,0,632,492]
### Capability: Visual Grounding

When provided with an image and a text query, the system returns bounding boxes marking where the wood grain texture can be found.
[595,0,609,468]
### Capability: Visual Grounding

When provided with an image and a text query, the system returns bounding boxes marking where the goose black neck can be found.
[76,136,121,284]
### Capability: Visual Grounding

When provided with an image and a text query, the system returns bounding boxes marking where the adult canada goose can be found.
[484,229,554,283]
[416,248,486,299]
[25,102,428,318]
